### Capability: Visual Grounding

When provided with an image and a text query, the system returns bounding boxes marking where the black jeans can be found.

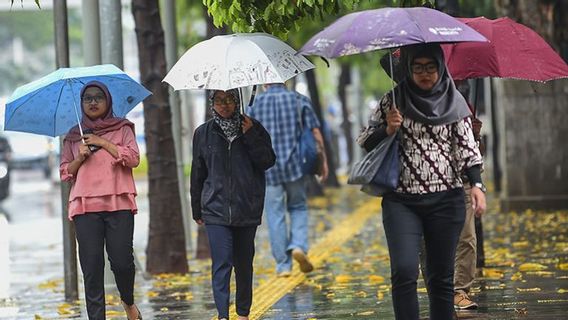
[74,210,135,320]
[382,188,465,320]
[206,224,257,319]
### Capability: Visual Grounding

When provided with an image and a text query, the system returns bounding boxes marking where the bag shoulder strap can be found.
[296,93,304,132]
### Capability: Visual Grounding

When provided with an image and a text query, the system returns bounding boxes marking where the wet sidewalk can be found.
[1,181,567,319]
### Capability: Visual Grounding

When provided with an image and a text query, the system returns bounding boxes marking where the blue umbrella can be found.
[4,64,151,137]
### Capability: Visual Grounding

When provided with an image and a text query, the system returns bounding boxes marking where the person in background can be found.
[357,44,486,320]
[190,89,275,320]
[453,80,486,310]
[248,83,328,277]
[60,81,142,320]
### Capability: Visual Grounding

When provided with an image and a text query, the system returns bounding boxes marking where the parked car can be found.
[0,135,11,201]
[4,132,55,178]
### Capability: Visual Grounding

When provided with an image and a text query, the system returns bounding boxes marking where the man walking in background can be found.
[248,83,328,277]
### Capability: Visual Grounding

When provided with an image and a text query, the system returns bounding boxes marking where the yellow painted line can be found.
[214,197,382,320]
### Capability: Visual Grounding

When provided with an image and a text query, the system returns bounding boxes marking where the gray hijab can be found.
[395,43,471,126]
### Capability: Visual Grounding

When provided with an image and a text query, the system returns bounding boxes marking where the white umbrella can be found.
[163,33,315,91]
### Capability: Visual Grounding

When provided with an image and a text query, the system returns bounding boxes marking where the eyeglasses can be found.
[213,97,236,106]
[81,95,106,104]
[410,62,438,75]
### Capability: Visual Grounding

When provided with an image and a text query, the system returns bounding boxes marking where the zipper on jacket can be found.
[228,140,233,225]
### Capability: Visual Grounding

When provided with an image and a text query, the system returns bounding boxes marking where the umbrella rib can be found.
[513,23,542,80]
[408,10,425,45]
[53,80,69,136]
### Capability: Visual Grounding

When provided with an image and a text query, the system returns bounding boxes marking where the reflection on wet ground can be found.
[261,195,568,320]
[1,182,567,319]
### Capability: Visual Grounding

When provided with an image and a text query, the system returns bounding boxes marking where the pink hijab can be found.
[65,81,134,142]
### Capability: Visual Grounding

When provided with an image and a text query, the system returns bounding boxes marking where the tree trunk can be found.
[553,0,568,62]
[305,69,340,188]
[338,63,353,166]
[131,0,188,274]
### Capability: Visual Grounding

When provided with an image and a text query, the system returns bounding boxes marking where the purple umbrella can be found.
[299,7,487,58]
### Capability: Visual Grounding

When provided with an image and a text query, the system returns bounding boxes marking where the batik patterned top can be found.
[357,93,482,195]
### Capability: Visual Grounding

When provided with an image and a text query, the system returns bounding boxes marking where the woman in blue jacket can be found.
[190,89,276,320]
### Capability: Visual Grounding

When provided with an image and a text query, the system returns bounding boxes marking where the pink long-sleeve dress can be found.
[60,126,139,220]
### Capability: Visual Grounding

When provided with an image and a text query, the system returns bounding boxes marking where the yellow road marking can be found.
[215,198,381,320]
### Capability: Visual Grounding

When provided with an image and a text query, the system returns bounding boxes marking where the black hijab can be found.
[394,43,471,126]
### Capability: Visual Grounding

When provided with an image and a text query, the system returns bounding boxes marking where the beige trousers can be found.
[454,183,477,293]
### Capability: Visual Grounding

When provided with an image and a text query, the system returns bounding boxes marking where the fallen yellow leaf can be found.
[38,279,62,290]
[512,241,529,248]
[369,275,385,284]
[105,310,123,317]
[518,263,548,272]
[517,287,541,292]
[557,263,568,271]
[483,268,504,279]
[57,303,75,315]
[335,275,353,283]
[511,272,523,281]
[355,291,367,298]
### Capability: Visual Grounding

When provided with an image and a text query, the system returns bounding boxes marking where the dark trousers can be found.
[382,189,465,320]
[206,224,257,319]
[74,210,135,320]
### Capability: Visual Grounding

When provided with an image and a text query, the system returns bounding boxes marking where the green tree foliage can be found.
[203,0,359,39]
[458,0,496,18]
[176,1,207,52]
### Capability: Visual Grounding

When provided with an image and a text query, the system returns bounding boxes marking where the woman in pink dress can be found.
[60,81,142,320]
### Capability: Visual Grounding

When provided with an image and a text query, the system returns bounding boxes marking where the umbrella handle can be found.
[248,85,257,107]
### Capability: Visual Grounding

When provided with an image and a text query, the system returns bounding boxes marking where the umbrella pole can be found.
[69,80,85,139]
[473,79,478,118]
[238,87,244,115]
[389,50,397,109]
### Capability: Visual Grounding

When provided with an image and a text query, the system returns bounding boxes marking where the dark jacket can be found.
[190,118,276,226]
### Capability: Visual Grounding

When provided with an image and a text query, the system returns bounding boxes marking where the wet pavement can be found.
[1,173,567,319]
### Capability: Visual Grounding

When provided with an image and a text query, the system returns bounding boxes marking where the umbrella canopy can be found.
[299,6,487,59]
[4,64,151,137]
[163,33,315,91]
[442,17,568,82]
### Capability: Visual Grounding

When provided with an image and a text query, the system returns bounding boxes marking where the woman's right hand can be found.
[78,143,91,162]
[386,107,403,135]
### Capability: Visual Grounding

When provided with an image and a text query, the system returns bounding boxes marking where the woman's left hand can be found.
[242,116,253,133]
[470,187,486,217]
[82,134,107,148]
